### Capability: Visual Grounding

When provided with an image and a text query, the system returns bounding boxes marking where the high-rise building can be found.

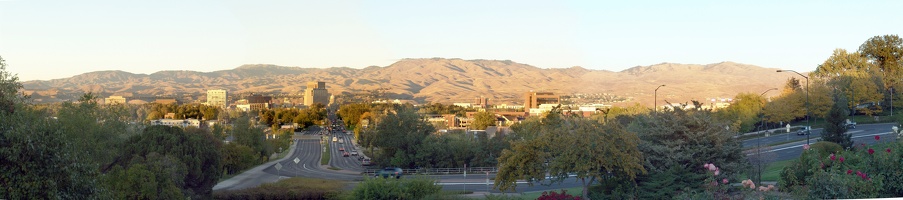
[523,92,560,109]
[304,81,329,106]
[207,89,228,108]
[474,96,490,108]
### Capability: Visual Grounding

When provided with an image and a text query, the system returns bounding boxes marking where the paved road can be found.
[745,123,899,162]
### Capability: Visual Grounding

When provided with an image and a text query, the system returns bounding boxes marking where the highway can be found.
[217,119,899,193]
[744,123,899,162]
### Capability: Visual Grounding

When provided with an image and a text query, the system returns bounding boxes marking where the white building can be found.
[151,119,201,128]
[105,96,126,105]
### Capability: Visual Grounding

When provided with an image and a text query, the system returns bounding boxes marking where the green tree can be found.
[1,56,98,199]
[347,176,442,200]
[363,107,434,168]
[105,125,223,198]
[495,107,645,199]
[859,34,903,90]
[221,143,259,175]
[628,109,748,198]
[470,111,497,130]
[822,95,853,149]
[813,49,884,115]
[232,116,270,161]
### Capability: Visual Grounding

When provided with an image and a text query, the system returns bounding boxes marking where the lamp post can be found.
[778,69,810,145]
[758,88,778,132]
[655,85,666,112]
[754,87,777,185]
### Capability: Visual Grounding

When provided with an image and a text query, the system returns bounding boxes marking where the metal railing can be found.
[362,167,497,175]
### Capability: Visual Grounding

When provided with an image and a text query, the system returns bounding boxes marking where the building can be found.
[524,92,560,109]
[473,96,490,108]
[151,119,201,128]
[105,96,126,105]
[207,89,228,108]
[303,82,329,106]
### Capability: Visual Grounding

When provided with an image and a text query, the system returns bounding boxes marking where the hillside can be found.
[22,58,798,106]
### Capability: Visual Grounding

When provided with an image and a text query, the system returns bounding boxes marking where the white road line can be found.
[748,131,894,155]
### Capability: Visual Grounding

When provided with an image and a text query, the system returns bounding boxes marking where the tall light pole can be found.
[777,69,810,145]
[755,87,777,185]
[655,85,666,112]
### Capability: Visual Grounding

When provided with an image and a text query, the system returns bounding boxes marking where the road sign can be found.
[294,157,301,164]
[275,163,283,171]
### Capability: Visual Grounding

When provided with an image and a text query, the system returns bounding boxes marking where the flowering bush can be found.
[780,140,903,198]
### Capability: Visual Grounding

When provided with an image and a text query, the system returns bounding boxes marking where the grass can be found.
[761,159,794,182]
[321,141,330,165]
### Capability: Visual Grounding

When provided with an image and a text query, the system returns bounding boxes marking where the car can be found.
[339,147,345,151]
[845,119,857,129]
[796,126,811,135]
[375,167,403,179]
[351,151,358,156]
[343,152,350,157]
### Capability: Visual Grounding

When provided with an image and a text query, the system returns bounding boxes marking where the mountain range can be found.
[21,58,798,106]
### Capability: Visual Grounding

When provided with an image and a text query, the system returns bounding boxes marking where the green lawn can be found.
[762,160,793,182]
[518,186,584,200]
[321,141,330,165]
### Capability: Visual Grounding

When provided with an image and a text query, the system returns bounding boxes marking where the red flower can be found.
[830,154,836,161]
[887,148,892,153]
[722,178,728,184]
[847,169,853,174]
[869,148,875,154]
[875,135,880,140]
[839,156,845,163]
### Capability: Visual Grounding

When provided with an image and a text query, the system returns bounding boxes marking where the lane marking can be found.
[747,131,894,155]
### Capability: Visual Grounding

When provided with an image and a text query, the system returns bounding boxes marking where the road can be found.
[216,117,899,193]
[744,123,899,162]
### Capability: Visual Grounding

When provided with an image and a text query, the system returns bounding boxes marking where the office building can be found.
[523,92,560,109]
[207,89,228,108]
[304,81,329,106]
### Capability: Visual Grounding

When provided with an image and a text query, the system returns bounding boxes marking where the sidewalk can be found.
[213,139,300,190]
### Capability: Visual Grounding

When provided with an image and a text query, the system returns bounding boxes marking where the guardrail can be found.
[362,167,497,175]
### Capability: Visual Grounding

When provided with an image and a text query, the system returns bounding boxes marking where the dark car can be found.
[375,167,403,179]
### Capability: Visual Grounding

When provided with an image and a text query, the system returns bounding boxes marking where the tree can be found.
[470,111,496,130]
[822,95,853,149]
[859,35,903,90]
[715,93,768,133]
[812,49,884,115]
[628,109,748,198]
[363,107,434,168]
[105,125,223,198]
[1,56,97,198]
[495,107,645,199]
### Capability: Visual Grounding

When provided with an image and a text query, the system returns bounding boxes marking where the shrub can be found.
[810,141,843,156]
[780,140,903,198]
[212,177,344,199]
[346,176,442,200]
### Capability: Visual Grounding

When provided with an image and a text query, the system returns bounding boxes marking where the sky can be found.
[1,0,901,81]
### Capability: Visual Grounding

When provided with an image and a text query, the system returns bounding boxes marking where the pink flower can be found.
[875,135,880,140]
[709,165,718,171]
[847,169,853,174]
[749,182,756,189]
[703,163,710,169]
[830,154,835,161]
[722,178,728,184]
[714,170,720,176]
[887,148,892,153]
[869,148,875,154]
[839,156,844,163]
[712,181,718,186]
[767,185,775,191]
[803,144,810,150]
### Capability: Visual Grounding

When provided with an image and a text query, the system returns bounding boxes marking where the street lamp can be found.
[755,87,777,185]
[777,69,810,145]
[758,88,778,132]
[655,85,666,112]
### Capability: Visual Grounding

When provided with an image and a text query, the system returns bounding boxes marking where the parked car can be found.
[376,167,403,179]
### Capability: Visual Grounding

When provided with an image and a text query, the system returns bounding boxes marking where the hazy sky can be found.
[1,1,901,81]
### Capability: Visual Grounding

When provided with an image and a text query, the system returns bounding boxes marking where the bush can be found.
[346,176,442,200]
[810,141,843,156]
[213,177,344,199]
[780,139,903,198]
